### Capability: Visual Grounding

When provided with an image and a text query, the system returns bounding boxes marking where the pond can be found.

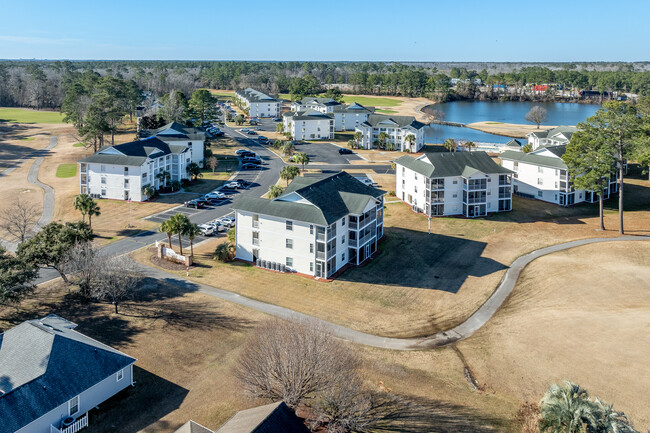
[424,101,600,144]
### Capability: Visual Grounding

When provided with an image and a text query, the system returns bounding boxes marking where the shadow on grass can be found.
[0,128,54,171]
[89,366,189,433]
[337,228,507,292]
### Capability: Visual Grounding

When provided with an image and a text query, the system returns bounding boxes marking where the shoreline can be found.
[465,122,560,139]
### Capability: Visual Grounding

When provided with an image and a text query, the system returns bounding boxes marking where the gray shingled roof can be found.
[395,151,513,178]
[141,121,204,140]
[0,315,136,433]
[299,97,341,107]
[174,420,214,433]
[359,114,425,130]
[333,102,375,114]
[500,148,568,169]
[78,137,187,166]
[215,402,310,433]
[233,172,384,226]
[236,88,278,103]
[527,125,577,140]
[283,109,334,121]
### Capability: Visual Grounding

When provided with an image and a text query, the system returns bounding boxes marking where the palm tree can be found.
[86,199,101,229]
[592,399,636,433]
[186,163,202,181]
[268,185,284,199]
[540,382,597,433]
[282,141,295,157]
[404,134,416,152]
[465,141,477,152]
[185,223,201,257]
[169,213,190,255]
[443,138,457,152]
[294,152,310,173]
[73,194,91,223]
[276,123,284,134]
[159,219,174,251]
[156,170,171,189]
[280,166,300,186]
[378,132,389,150]
[142,184,155,200]
[353,131,363,148]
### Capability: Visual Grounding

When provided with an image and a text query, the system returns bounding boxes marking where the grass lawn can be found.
[73,142,85,147]
[375,109,398,114]
[341,95,403,107]
[19,137,35,141]
[458,241,650,431]
[0,107,65,124]
[55,163,77,178]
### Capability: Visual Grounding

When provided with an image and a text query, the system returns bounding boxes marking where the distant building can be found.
[290,96,341,113]
[289,97,375,132]
[141,121,206,166]
[233,172,385,278]
[355,114,426,152]
[526,126,577,151]
[174,401,310,433]
[0,315,136,433]
[282,109,334,140]
[395,151,513,217]
[500,145,619,206]
[235,88,281,118]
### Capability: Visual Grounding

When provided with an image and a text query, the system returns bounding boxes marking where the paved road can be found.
[138,235,649,350]
[0,137,58,253]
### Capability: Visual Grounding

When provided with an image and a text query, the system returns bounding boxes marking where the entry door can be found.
[474,205,480,217]
[316,262,324,278]
[364,243,371,260]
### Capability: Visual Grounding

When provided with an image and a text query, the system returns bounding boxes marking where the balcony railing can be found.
[464,183,486,191]
[252,238,259,246]
[51,413,88,433]
[316,251,325,260]
[252,221,259,229]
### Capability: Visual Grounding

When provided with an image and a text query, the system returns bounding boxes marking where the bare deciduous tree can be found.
[525,105,548,128]
[207,155,218,174]
[0,200,39,243]
[61,241,103,298]
[235,319,360,409]
[424,109,445,124]
[96,255,143,314]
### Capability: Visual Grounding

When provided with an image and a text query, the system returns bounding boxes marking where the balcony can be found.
[252,238,260,246]
[51,413,88,433]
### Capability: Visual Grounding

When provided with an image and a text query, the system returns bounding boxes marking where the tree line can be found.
[2,61,650,111]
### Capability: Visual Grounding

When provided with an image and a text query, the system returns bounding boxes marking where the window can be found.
[537,178,543,185]
[117,369,124,381]
[310,262,314,272]
[286,239,293,249]
[142,172,147,179]
[453,193,457,198]
[342,236,345,244]
[252,214,259,228]
[310,224,314,234]
[402,167,405,174]
[513,162,518,170]
[341,252,346,262]
[69,395,79,415]
[310,243,314,253]
[101,189,106,196]
[286,257,293,267]
[414,173,418,180]
[285,221,293,231]
[538,166,544,173]
[452,180,458,184]
[414,186,418,193]
[538,191,543,198]
[101,177,106,184]
[341,218,345,226]
[124,167,129,173]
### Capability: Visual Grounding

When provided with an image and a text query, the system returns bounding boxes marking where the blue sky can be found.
[1,0,648,61]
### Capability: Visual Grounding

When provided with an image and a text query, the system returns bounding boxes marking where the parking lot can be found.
[292,141,362,164]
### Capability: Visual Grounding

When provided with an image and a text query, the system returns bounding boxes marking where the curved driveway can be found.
[138,235,649,350]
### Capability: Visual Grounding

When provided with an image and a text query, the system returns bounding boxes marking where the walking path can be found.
[0,136,57,252]
[138,235,649,350]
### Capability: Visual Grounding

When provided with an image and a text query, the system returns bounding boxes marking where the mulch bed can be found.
[147,247,189,271]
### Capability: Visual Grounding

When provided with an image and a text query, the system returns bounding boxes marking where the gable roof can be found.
[283,109,334,121]
[359,114,425,130]
[527,125,578,140]
[505,139,522,148]
[141,122,205,141]
[0,315,136,433]
[395,151,513,178]
[216,402,310,433]
[500,147,568,169]
[333,103,375,114]
[175,420,214,433]
[236,88,278,103]
[299,96,341,107]
[233,172,384,225]
[78,136,185,166]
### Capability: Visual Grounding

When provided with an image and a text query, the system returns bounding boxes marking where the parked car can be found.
[242,157,261,165]
[273,117,282,122]
[241,163,261,170]
[213,131,224,137]
[338,148,354,155]
[241,128,250,133]
[198,224,215,236]
[235,149,250,155]
[356,177,377,187]
[257,136,269,142]
[235,179,251,187]
[224,181,240,189]
[246,130,257,135]
[218,216,235,228]
[205,191,226,200]
[207,221,226,232]
[184,199,205,209]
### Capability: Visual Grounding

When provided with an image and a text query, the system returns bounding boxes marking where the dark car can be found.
[236,179,251,187]
[240,151,256,159]
[242,157,261,165]
[241,163,261,170]
[257,136,269,142]
[246,130,257,135]
[338,148,354,155]
[273,117,282,122]
[213,131,224,137]
[184,199,205,209]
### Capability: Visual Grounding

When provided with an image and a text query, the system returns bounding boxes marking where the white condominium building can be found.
[395,151,513,218]
[233,172,385,278]
[235,88,281,118]
[355,114,426,152]
[282,109,334,140]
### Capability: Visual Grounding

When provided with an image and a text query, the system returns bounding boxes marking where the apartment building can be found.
[355,114,426,152]
[282,109,334,140]
[233,172,385,278]
[235,88,281,118]
[395,151,513,217]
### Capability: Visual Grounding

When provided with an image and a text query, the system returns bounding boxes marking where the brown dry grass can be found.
[467,121,560,139]
[457,241,650,431]
[132,174,650,339]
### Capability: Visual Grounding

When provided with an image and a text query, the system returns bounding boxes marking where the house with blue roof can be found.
[0,315,136,433]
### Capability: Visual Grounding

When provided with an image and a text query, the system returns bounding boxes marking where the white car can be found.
[198,224,215,236]
[205,191,226,200]
[208,221,226,232]
[217,216,235,228]
[356,177,377,187]
[224,181,239,189]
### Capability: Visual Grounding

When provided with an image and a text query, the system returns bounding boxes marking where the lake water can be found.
[424,101,600,144]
